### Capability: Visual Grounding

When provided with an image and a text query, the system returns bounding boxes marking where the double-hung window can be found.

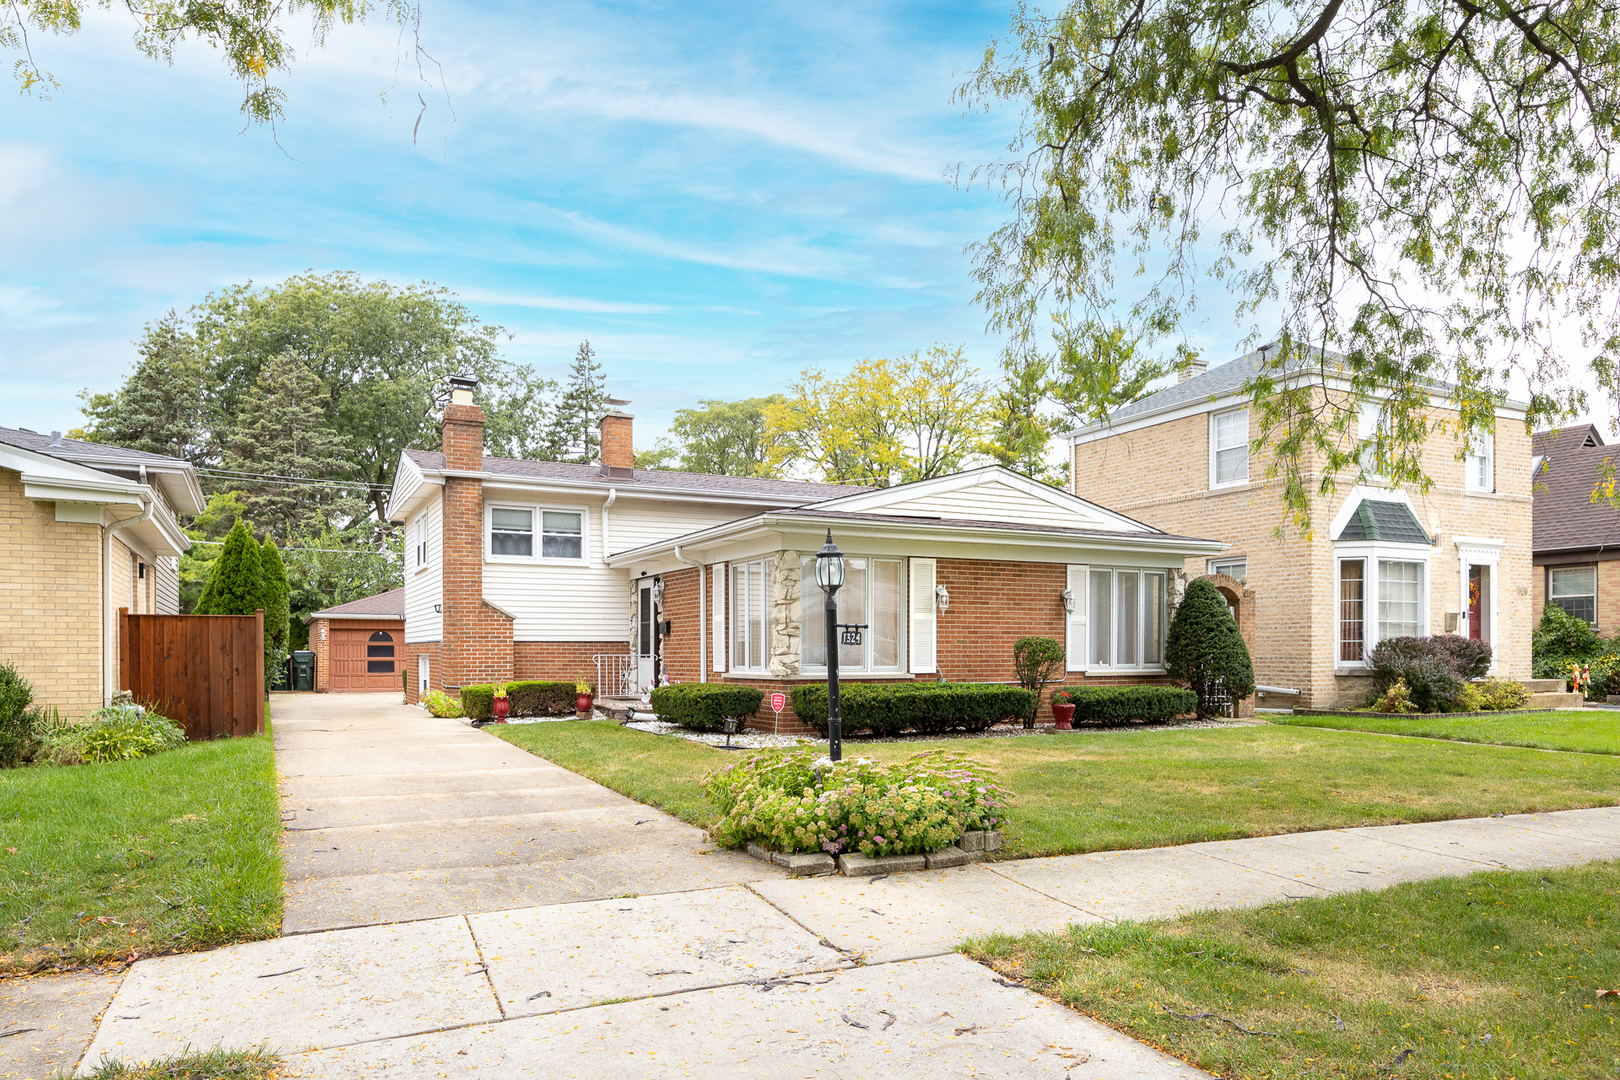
[488,506,585,561]
[541,511,584,559]
[1211,409,1249,487]
[1086,568,1167,669]
[730,559,772,672]
[1549,566,1597,623]
[414,517,428,570]
[800,556,903,673]
[1466,432,1494,492]
[490,508,534,556]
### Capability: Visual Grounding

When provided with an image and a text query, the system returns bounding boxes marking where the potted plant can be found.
[491,682,510,724]
[1050,689,1076,731]
[575,680,594,718]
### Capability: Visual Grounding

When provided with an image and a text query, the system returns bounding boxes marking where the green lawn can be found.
[0,731,282,975]
[488,721,1620,858]
[1275,709,1620,755]
[964,859,1620,1080]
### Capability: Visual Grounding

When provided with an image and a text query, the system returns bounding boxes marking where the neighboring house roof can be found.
[1532,425,1620,555]
[398,450,868,504]
[0,425,205,515]
[767,507,1215,545]
[304,588,406,623]
[1335,498,1430,545]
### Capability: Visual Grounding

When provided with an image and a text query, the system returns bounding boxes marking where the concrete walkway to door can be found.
[274,692,774,933]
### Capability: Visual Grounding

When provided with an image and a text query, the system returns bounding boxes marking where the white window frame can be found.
[1209,408,1250,488]
[1548,565,1597,625]
[799,554,906,675]
[414,517,429,572]
[1208,557,1247,580]
[1083,567,1169,673]
[1332,542,1430,667]
[1358,400,1388,481]
[1465,431,1495,493]
[730,558,772,674]
[484,502,589,564]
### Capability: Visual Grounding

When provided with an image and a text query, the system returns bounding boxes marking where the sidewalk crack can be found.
[462,914,506,1021]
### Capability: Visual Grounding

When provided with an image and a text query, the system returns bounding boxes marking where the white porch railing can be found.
[593,653,637,698]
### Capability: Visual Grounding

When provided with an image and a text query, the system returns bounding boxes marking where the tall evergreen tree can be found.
[1165,578,1255,720]
[224,355,365,541]
[195,520,267,617]
[554,341,608,464]
[260,537,291,653]
[76,311,211,462]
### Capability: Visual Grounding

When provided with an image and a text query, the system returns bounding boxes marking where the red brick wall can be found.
[442,401,485,471]
[310,618,332,692]
[515,641,633,687]
[659,568,701,682]
[403,641,442,705]
[935,558,1068,682]
[440,471,515,690]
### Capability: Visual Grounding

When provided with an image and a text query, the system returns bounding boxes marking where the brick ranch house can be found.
[1067,347,1533,711]
[387,378,1235,732]
[0,426,203,717]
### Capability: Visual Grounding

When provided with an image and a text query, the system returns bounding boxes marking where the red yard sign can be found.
[770,692,786,714]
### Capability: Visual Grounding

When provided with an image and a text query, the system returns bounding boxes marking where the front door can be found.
[1468,564,1491,641]
[636,583,657,692]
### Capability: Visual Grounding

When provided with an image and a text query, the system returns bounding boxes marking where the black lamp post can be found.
[814,530,846,761]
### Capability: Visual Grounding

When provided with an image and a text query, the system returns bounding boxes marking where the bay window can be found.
[1087,568,1167,670]
[800,555,903,672]
[1336,551,1428,663]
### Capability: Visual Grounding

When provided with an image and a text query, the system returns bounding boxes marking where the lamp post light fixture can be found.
[814,530,847,761]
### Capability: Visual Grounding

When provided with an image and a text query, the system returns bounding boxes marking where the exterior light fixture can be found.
[433,603,443,614]
[935,584,950,613]
[1061,589,1076,615]
[814,530,847,761]
[651,577,665,607]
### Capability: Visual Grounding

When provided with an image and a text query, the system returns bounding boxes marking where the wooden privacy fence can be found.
[119,608,265,739]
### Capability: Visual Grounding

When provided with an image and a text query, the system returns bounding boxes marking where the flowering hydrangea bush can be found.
[701,747,1008,857]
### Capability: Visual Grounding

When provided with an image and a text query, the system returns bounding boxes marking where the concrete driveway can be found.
[273,692,773,933]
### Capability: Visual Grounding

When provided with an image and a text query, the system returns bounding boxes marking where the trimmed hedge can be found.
[461,680,577,721]
[1051,685,1197,726]
[790,682,1035,738]
[649,684,764,732]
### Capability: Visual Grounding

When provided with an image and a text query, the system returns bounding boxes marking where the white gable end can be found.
[808,467,1150,534]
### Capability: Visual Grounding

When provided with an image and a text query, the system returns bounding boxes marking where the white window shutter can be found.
[1066,564,1089,671]
[909,558,937,674]
[712,563,726,672]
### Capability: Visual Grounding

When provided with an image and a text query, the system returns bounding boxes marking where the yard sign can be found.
[770,692,786,718]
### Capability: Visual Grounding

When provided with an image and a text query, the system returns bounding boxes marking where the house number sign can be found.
[838,623,868,647]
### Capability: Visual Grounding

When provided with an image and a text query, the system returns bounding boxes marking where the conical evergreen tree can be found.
[1165,577,1255,719]
[260,537,291,653]
[195,520,267,617]
[554,341,607,464]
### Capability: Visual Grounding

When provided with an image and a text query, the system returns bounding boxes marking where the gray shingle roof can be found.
[1336,498,1430,544]
[404,450,870,502]
[307,588,405,619]
[1105,348,1317,423]
[1532,425,1620,554]
[0,426,190,470]
[768,507,1216,545]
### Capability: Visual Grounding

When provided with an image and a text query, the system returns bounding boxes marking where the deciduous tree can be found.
[650,396,784,476]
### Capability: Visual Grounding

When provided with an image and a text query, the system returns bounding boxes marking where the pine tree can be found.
[195,520,267,617]
[76,311,210,462]
[554,341,608,464]
[260,537,291,652]
[1165,578,1255,719]
[224,354,364,541]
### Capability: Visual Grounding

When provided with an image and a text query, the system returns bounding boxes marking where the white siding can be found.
[155,555,180,614]
[608,500,754,555]
[873,480,1135,531]
[403,494,443,643]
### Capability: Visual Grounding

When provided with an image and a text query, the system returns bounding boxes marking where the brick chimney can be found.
[1178,358,1209,384]
[437,374,513,691]
[599,401,634,479]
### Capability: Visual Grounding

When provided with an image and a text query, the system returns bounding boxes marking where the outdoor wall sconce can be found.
[1061,589,1076,614]
[433,603,442,614]
[934,584,950,613]
[137,562,146,579]
[651,577,664,607]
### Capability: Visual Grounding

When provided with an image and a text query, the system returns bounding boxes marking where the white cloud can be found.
[456,288,669,315]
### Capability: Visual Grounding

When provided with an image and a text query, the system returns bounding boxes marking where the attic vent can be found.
[1585,431,1599,447]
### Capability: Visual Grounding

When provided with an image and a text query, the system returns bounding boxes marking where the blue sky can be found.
[0,0,1059,446]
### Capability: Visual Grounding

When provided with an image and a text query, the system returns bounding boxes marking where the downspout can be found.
[103,497,154,705]
[673,544,706,683]
[601,487,617,559]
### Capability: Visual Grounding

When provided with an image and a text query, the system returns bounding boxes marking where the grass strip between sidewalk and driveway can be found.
[487,720,1620,858]
[0,730,282,975]
[1274,709,1620,756]
[964,858,1620,1080]
[77,1048,280,1080]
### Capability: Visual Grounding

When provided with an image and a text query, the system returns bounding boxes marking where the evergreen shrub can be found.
[461,680,577,721]
[0,661,41,768]
[195,520,266,617]
[1012,636,1066,728]
[789,682,1034,737]
[1165,578,1255,718]
[650,684,764,731]
[1050,685,1197,725]
[701,746,1008,857]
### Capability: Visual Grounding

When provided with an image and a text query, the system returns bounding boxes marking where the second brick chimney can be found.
[599,404,634,479]
[441,374,486,471]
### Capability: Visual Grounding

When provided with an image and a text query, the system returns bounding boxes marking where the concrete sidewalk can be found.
[274,692,776,932]
[70,804,1618,1078]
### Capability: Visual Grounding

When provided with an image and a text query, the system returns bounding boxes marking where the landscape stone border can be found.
[744,830,1003,878]
[1291,707,1559,719]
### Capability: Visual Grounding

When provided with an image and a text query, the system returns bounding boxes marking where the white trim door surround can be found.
[1455,536,1505,673]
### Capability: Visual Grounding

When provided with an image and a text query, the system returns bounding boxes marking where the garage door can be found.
[331,628,401,692]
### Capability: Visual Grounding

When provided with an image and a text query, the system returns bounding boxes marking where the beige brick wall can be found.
[1073,396,1533,708]
[0,468,104,718]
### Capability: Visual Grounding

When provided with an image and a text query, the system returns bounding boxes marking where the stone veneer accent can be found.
[768,550,802,677]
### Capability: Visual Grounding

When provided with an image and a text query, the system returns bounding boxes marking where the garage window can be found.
[367,631,395,673]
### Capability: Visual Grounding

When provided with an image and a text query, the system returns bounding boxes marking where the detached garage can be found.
[304,589,406,693]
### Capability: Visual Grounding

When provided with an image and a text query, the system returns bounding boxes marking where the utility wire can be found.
[189,539,399,557]
[194,467,392,491]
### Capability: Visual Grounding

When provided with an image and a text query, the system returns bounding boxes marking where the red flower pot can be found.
[576,692,593,715]
[492,696,510,723]
[1052,701,1076,730]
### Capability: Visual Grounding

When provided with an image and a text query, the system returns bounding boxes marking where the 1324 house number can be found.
[839,624,866,646]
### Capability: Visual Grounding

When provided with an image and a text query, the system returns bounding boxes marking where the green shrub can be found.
[1455,678,1532,712]
[40,704,187,766]
[0,661,40,768]
[701,746,1008,857]
[1369,636,1493,708]
[789,682,1034,737]
[421,689,465,718]
[1012,636,1066,729]
[1050,684,1197,725]
[461,680,577,720]
[1370,678,1417,713]
[1531,604,1617,696]
[1165,578,1255,718]
[650,683,764,731]
[1400,657,1465,712]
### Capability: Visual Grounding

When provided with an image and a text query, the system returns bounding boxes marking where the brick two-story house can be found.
[1530,424,1620,631]
[387,377,1230,731]
[1067,349,1533,710]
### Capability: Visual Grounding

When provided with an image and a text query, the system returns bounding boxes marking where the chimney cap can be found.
[448,373,479,393]
[606,396,631,407]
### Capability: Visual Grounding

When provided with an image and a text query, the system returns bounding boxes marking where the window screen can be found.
[1339,559,1365,662]
[490,508,534,556]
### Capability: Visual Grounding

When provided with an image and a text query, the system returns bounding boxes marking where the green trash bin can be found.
[290,650,316,692]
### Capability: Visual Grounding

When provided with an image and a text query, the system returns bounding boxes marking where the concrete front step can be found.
[1523,678,1569,693]
[1528,691,1585,710]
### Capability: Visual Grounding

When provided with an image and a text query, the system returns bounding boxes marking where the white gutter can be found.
[103,498,154,705]
[601,487,618,561]
[673,544,706,683]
